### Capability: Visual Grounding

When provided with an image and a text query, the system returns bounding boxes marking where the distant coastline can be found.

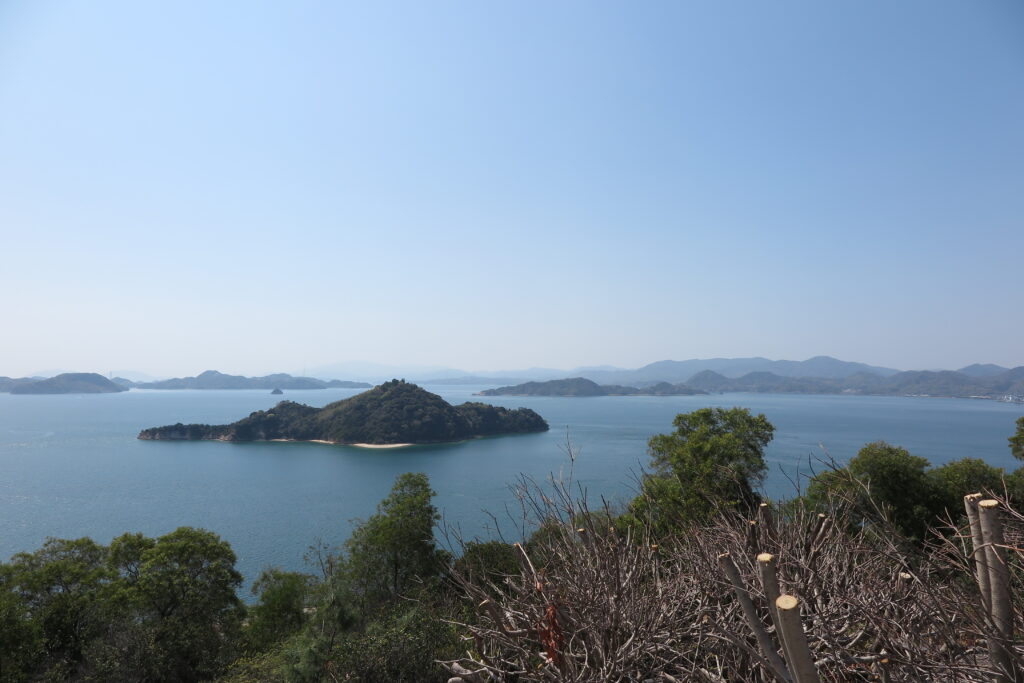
[4,356,1023,402]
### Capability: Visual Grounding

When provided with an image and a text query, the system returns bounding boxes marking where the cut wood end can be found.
[979,499,1000,509]
[817,513,827,519]
[717,552,731,559]
[757,552,774,563]
[759,502,770,508]
[776,594,800,610]
[964,492,983,502]
[748,520,758,526]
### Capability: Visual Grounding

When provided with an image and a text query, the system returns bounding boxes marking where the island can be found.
[683,368,1024,400]
[10,373,128,395]
[477,377,706,397]
[138,379,549,445]
[130,370,372,391]
[271,388,284,395]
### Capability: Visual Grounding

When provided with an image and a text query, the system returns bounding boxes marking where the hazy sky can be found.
[1,1,1021,377]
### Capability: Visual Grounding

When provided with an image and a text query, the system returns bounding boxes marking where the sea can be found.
[1,386,1021,592]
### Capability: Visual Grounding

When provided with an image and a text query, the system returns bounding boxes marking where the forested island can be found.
[139,379,548,445]
[9,372,127,394]
[478,377,707,397]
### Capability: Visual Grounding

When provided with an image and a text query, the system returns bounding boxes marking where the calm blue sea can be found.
[1,387,1021,591]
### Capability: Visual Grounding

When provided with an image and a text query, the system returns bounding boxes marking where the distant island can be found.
[4,357,1023,402]
[478,377,706,397]
[473,365,1024,402]
[0,376,42,392]
[10,373,128,395]
[138,379,549,445]
[684,368,1024,400]
[128,370,371,391]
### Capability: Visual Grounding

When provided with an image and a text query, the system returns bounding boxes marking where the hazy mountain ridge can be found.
[9,373,128,395]
[479,377,707,397]
[578,356,901,386]
[132,370,371,390]
[686,367,1024,398]
[957,363,1011,378]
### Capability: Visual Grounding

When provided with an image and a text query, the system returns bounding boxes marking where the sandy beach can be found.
[270,438,413,448]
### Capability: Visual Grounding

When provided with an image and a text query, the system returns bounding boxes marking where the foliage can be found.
[1012,416,1024,461]
[0,528,242,682]
[288,603,459,683]
[343,472,447,617]
[282,473,456,682]
[807,441,938,540]
[452,540,519,587]
[807,442,1024,542]
[245,569,314,653]
[623,407,774,533]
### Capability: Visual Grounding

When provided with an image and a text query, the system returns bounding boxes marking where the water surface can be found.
[1,387,1020,589]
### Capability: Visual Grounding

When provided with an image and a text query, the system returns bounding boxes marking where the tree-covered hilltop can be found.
[478,377,706,397]
[9,372,128,394]
[138,380,549,445]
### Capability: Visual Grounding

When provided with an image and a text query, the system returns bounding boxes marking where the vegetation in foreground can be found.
[3,415,1024,681]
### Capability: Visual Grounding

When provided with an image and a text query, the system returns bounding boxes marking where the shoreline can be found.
[269,438,414,448]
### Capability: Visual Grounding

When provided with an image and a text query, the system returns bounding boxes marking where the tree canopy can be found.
[806,442,1024,542]
[1011,416,1024,461]
[625,407,774,533]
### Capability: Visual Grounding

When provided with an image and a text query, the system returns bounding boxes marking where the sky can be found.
[1,1,1022,378]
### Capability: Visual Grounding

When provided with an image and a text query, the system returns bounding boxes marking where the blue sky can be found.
[1,1,1021,377]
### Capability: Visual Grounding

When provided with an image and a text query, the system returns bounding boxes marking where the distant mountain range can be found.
[479,378,706,397]
[2,358,1021,401]
[575,356,902,386]
[310,356,905,385]
[0,371,370,394]
[129,370,371,391]
[684,367,1024,399]
[8,373,127,395]
[473,367,1024,401]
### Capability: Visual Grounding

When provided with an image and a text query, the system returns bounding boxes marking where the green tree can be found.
[1011,416,1024,461]
[246,568,314,652]
[286,473,452,682]
[133,527,244,681]
[0,567,42,683]
[454,540,519,588]
[625,407,774,533]
[6,537,112,677]
[806,442,941,541]
[344,472,447,614]
[930,458,1012,512]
